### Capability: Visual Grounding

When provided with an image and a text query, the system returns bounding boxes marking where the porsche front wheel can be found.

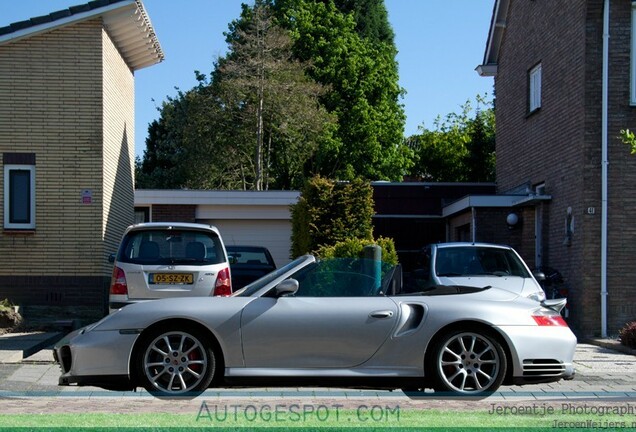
[136,327,216,398]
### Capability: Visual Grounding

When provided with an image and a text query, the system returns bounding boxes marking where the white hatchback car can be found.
[406,242,546,302]
[109,222,231,311]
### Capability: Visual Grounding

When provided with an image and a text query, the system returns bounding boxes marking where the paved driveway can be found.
[0,343,633,414]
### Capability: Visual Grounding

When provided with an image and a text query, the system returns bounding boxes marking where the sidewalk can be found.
[0,332,62,364]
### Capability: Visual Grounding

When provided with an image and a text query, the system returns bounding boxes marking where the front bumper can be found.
[54,327,139,390]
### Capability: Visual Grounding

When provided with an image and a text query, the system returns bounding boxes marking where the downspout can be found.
[601,0,610,338]
[471,207,477,242]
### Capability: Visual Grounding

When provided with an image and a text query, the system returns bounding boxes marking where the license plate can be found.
[150,273,193,284]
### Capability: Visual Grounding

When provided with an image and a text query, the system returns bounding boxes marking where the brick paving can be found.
[0,343,633,414]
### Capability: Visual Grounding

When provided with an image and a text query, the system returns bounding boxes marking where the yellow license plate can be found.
[150,273,193,284]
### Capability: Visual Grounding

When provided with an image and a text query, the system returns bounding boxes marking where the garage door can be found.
[202,219,292,267]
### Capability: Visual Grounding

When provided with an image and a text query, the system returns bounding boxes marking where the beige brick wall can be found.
[0,21,105,276]
[102,28,135,275]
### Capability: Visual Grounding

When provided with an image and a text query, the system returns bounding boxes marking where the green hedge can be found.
[315,237,398,266]
[291,176,374,257]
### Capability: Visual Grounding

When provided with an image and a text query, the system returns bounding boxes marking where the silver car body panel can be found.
[57,254,576,391]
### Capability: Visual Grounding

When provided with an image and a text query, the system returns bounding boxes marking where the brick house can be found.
[0,0,163,321]
[477,0,636,336]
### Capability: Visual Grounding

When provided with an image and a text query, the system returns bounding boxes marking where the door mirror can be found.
[108,253,116,263]
[275,279,299,297]
[533,271,546,282]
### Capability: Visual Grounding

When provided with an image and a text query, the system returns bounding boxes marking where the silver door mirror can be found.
[275,279,299,297]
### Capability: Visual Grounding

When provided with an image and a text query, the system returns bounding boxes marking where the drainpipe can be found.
[471,207,477,242]
[601,0,610,338]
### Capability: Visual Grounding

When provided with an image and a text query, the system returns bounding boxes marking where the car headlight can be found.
[527,291,546,302]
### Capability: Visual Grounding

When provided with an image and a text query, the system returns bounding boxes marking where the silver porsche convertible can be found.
[54,255,576,398]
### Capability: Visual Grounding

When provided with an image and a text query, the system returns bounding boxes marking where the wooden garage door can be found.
[204,219,292,267]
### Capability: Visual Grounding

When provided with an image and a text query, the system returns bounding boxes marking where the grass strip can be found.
[0,407,634,430]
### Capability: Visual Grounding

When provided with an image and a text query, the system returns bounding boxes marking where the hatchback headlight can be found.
[527,291,546,302]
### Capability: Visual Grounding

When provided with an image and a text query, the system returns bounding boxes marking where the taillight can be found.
[532,315,567,326]
[213,267,232,296]
[110,266,128,295]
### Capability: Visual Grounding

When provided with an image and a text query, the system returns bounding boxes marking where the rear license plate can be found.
[150,273,194,284]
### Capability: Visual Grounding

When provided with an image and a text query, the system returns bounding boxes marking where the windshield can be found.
[233,256,397,297]
[233,256,310,297]
[435,246,530,278]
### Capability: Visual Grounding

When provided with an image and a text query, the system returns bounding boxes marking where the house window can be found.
[529,63,542,113]
[4,163,36,230]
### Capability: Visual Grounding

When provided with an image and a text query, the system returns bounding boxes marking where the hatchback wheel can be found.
[136,327,216,398]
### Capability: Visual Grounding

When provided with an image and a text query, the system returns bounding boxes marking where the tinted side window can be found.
[118,230,226,265]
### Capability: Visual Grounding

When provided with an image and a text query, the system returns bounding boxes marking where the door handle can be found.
[369,310,394,319]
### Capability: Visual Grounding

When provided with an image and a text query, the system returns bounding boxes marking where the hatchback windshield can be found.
[435,246,530,278]
[118,229,226,266]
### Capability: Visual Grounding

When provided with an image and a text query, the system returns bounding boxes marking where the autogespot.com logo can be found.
[196,402,401,424]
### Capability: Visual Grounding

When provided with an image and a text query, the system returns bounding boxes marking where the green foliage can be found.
[406,95,495,182]
[333,0,395,45]
[290,176,374,257]
[137,2,334,190]
[275,0,411,181]
[136,82,235,189]
[0,298,14,312]
[620,129,636,154]
[315,236,398,266]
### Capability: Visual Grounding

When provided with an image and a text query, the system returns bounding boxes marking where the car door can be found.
[240,295,399,368]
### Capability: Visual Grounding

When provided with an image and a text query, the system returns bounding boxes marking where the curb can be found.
[0,332,64,363]
[23,332,64,359]
[583,338,636,356]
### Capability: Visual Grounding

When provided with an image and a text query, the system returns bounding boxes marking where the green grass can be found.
[0,407,634,431]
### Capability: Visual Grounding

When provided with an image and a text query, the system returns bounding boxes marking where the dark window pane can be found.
[9,170,30,224]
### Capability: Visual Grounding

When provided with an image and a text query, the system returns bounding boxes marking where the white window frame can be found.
[4,164,36,230]
[529,63,542,113]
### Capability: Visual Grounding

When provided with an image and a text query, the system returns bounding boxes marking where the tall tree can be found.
[275,0,411,181]
[406,96,495,182]
[215,1,334,190]
[333,0,395,45]
[138,2,333,190]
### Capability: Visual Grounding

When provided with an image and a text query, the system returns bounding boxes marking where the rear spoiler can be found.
[541,298,567,314]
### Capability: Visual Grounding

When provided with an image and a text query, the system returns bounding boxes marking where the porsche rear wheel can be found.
[136,327,216,398]
[430,329,506,396]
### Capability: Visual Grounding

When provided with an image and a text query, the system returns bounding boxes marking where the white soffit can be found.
[0,0,163,71]
[442,194,552,217]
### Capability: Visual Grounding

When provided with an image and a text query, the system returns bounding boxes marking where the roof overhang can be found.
[476,0,510,77]
[135,189,301,207]
[0,0,163,71]
[442,193,552,218]
[135,189,301,221]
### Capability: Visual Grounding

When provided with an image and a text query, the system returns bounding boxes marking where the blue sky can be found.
[2,0,495,158]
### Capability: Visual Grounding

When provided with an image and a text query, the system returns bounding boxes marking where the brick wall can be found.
[495,0,589,333]
[0,20,134,316]
[151,205,197,223]
[495,0,636,335]
[448,208,536,267]
[0,21,103,276]
[102,27,135,277]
